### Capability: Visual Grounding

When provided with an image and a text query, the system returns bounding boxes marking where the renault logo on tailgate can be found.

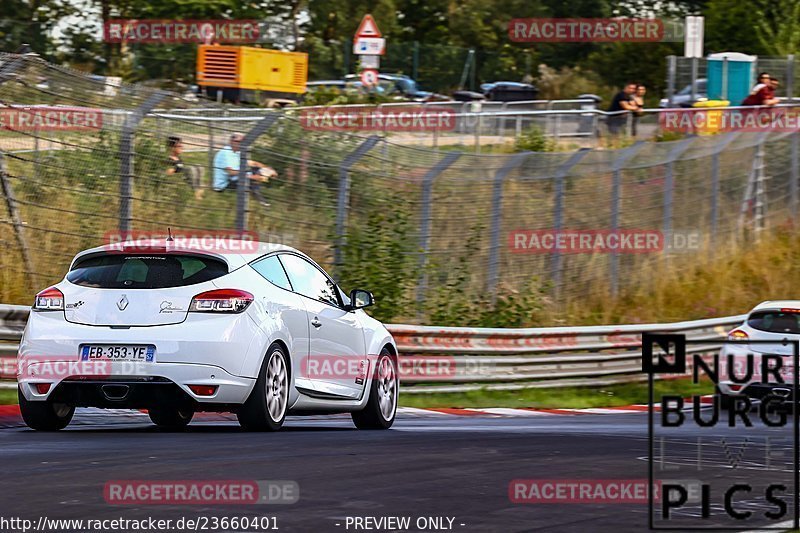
[117,295,129,311]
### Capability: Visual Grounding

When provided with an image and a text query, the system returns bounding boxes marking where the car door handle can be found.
[311,318,322,329]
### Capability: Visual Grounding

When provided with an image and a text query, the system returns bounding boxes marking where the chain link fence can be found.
[0,53,798,323]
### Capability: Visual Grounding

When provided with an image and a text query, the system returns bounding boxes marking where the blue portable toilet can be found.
[706,52,757,106]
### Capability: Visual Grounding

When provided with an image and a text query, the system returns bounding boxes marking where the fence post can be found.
[690,57,699,103]
[787,55,795,101]
[792,131,799,221]
[709,132,739,248]
[609,142,645,297]
[663,138,695,243]
[737,132,770,240]
[487,152,530,300]
[235,114,281,233]
[416,152,461,309]
[666,56,676,108]
[207,122,215,184]
[0,151,34,292]
[551,149,591,296]
[119,91,167,234]
[334,136,381,271]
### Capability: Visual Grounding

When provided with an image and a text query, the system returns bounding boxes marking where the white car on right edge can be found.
[718,301,799,406]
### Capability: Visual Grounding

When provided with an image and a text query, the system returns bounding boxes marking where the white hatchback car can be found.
[718,301,799,405]
[18,240,398,431]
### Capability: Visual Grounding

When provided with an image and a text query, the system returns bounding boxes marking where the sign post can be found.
[685,16,704,103]
[354,14,383,88]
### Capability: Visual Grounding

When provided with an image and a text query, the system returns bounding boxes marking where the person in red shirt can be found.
[742,72,779,106]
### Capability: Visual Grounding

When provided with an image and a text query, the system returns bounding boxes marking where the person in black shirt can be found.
[166,136,203,199]
[607,83,638,135]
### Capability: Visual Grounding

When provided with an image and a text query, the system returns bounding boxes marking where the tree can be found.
[755,0,800,55]
[704,0,769,55]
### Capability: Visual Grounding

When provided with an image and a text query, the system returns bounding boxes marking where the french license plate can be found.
[80,344,155,362]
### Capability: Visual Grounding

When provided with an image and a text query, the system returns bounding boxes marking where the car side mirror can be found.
[348,289,374,310]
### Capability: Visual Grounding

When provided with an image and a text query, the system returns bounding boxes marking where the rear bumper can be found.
[19,311,263,405]
[18,361,256,405]
[22,310,264,374]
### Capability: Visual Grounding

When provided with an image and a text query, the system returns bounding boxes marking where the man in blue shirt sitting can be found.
[213,133,277,206]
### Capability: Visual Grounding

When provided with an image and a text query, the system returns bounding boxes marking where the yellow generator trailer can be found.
[197,44,308,105]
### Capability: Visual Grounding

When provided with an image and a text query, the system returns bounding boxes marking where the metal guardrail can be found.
[0,304,744,394]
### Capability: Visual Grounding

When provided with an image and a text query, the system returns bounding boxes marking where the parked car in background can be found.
[480,81,539,102]
[344,73,446,101]
[659,79,708,108]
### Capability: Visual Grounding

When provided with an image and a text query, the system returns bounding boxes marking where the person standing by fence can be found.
[607,83,638,135]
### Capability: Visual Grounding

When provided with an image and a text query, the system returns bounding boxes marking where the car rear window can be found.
[67,254,228,289]
[747,311,800,334]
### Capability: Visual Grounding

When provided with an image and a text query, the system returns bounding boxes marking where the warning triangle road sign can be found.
[355,14,382,38]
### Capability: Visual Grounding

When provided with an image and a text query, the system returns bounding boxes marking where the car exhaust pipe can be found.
[101,384,130,401]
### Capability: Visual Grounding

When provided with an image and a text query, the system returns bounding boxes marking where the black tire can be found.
[352,349,398,430]
[238,343,290,431]
[18,386,74,431]
[148,405,194,429]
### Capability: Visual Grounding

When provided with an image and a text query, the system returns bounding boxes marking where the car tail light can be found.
[34,383,51,394]
[189,289,253,313]
[34,287,64,311]
[188,385,218,396]
[781,308,800,314]
[729,384,743,392]
[727,329,749,341]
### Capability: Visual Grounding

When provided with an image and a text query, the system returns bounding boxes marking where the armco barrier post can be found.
[551,149,591,296]
[487,152,530,301]
[416,152,462,309]
[119,92,167,234]
[334,136,381,271]
[235,114,280,233]
[610,142,645,296]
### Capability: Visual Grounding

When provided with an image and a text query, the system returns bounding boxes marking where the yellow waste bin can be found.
[690,99,730,134]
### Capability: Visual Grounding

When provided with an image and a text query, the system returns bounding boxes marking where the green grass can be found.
[399,378,716,409]
[0,388,18,405]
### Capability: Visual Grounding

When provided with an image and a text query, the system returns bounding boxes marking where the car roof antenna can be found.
[166,228,174,242]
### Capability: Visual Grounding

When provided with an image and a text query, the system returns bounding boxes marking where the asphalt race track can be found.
[0,408,795,532]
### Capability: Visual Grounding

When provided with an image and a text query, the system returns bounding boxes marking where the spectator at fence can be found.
[166,136,204,200]
[607,83,638,135]
[741,72,779,106]
[213,133,277,207]
[770,77,781,98]
[631,85,646,136]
